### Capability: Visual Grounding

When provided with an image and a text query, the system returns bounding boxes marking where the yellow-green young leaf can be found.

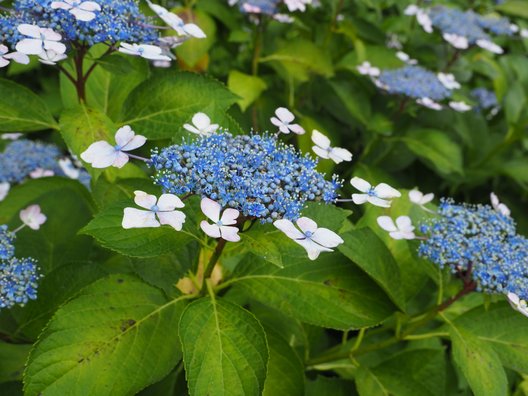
[496,1,528,18]
[228,71,267,112]
[121,71,237,140]
[0,79,58,132]
[24,275,189,396]
[449,323,507,396]
[179,298,269,396]
[0,342,31,383]
[175,10,217,67]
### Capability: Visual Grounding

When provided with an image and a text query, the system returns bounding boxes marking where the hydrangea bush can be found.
[1,0,528,395]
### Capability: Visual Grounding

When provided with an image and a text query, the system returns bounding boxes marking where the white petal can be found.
[116,126,146,151]
[192,112,211,130]
[134,190,157,210]
[41,28,62,41]
[183,124,202,135]
[351,194,369,205]
[51,2,73,10]
[288,124,305,135]
[395,216,414,232]
[0,183,10,201]
[183,23,206,39]
[312,145,330,159]
[3,52,30,64]
[201,197,221,223]
[409,189,423,204]
[476,39,503,54]
[17,24,41,38]
[220,225,241,242]
[270,117,284,128]
[0,58,9,68]
[377,216,398,232]
[273,219,305,240]
[275,107,295,123]
[16,39,44,55]
[70,8,96,21]
[220,208,239,226]
[112,151,130,168]
[449,101,471,112]
[311,129,331,150]
[296,217,318,234]
[79,1,101,11]
[80,141,117,168]
[350,177,371,193]
[328,147,352,163]
[296,238,330,260]
[157,210,186,231]
[157,194,185,211]
[20,205,47,230]
[311,228,343,248]
[373,183,401,199]
[421,193,434,204]
[367,196,392,208]
[43,41,66,54]
[122,208,159,229]
[200,220,221,238]
[58,158,80,179]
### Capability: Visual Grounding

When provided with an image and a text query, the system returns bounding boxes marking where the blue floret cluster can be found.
[471,88,499,111]
[0,0,158,47]
[418,199,528,300]
[150,132,341,222]
[0,225,40,309]
[377,65,451,101]
[428,6,513,43]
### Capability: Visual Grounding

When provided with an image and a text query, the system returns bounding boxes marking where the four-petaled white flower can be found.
[270,107,305,135]
[38,49,68,65]
[0,183,9,202]
[58,158,81,179]
[449,101,471,112]
[20,205,47,230]
[200,198,241,242]
[80,125,146,169]
[476,39,503,54]
[357,61,380,77]
[490,192,510,217]
[350,177,401,208]
[417,97,442,111]
[437,73,460,90]
[442,33,468,49]
[119,43,172,61]
[377,216,415,240]
[29,168,54,179]
[122,191,186,230]
[284,0,311,12]
[274,217,343,260]
[0,44,29,68]
[51,0,101,22]
[16,24,66,55]
[147,1,206,39]
[183,113,219,137]
[507,292,528,318]
[396,51,417,65]
[311,130,352,164]
[409,188,434,207]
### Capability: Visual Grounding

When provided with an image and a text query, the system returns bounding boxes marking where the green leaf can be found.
[0,342,31,383]
[356,349,446,396]
[339,228,405,310]
[449,321,507,396]
[95,53,135,75]
[24,275,189,396]
[230,254,396,330]
[305,376,355,396]
[0,79,58,132]
[240,226,283,268]
[179,298,269,396]
[175,10,217,67]
[328,79,371,126]
[121,71,237,140]
[228,70,267,112]
[504,84,526,125]
[496,1,528,19]
[401,129,463,176]
[81,201,195,258]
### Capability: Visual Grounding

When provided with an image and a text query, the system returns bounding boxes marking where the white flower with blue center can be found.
[274,217,343,260]
[200,198,241,242]
[507,292,528,318]
[81,125,146,169]
[122,191,186,230]
[350,177,401,208]
[20,205,47,230]
[490,192,510,217]
[0,44,29,68]
[311,130,352,164]
[50,0,101,22]
[409,189,434,207]
[377,216,415,240]
[38,49,68,65]
[183,113,219,137]
[15,24,66,55]
[118,43,171,61]
[270,107,305,135]
[147,1,206,39]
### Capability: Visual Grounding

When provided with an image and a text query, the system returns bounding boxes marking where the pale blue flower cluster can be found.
[377,66,451,101]
[471,88,498,111]
[150,132,341,222]
[428,6,513,43]
[1,257,40,309]
[418,199,528,300]
[0,0,158,47]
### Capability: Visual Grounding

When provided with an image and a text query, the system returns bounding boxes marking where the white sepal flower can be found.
[80,125,146,169]
[274,217,343,260]
[270,107,305,135]
[0,183,10,202]
[147,1,206,38]
[1,133,22,140]
[16,24,66,55]
[20,205,47,230]
[122,191,186,230]
[417,97,442,111]
[442,33,469,49]
[507,292,528,318]
[350,177,401,208]
[357,61,380,77]
[490,192,510,217]
[437,73,460,90]
[311,130,352,164]
[200,198,241,242]
[476,39,503,54]
[377,216,415,240]
[396,51,417,65]
[521,29,528,39]
[404,5,419,16]
[38,49,68,65]
[416,10,433,33]
[449,101,471,112]
[119,43,171,61]
[273,14,294,24]
[284,0,311,12]
[183,113,219,137]
[409,189,434,206]
[29,168,54,179]
[0,44,29,68]
[510,24,519,34]
[51,0,101,22]
[58,158,80,179]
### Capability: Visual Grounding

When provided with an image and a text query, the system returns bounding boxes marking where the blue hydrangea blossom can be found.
[0,257,40,309]
[0,225,15,260]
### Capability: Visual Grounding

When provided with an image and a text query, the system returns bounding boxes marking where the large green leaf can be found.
[179,298,269,396]
[0,342,31,383]
[230,254,396,330]
[0,79,58,132]
[121,71,237,140]
[228,70,267,112]
[24,275,189,396]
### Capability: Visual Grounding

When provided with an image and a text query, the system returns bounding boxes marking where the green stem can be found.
[200,239,227,295]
